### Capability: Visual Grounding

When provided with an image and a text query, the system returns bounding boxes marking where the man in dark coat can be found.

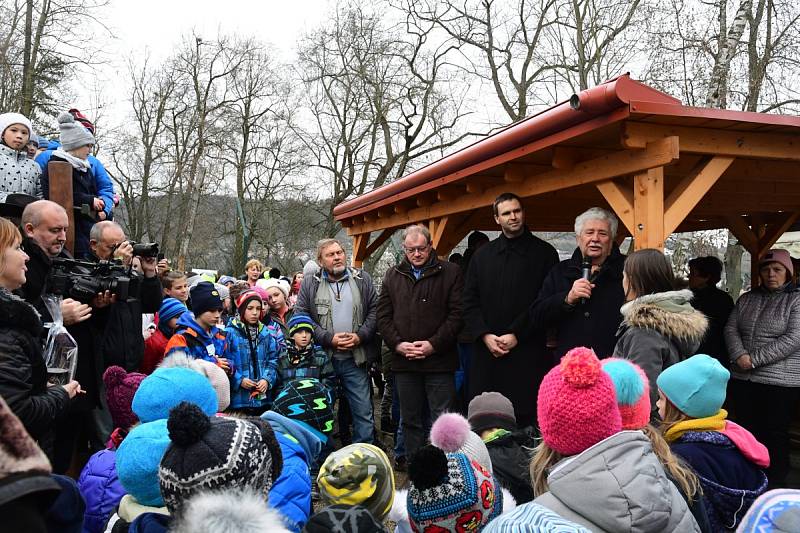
[527,207,625,360]
[462,192,559,427]
[377,224,464,456]
[688,256,734,367]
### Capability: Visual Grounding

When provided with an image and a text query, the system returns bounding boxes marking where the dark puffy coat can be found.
[0,287,69,445]
[485,429,534,504]
[614,289,708,420]
[462,230,559,427]
[78,449,126,533]
[377,255,464,374]
[528,246,625,360]
[690,285,734,367]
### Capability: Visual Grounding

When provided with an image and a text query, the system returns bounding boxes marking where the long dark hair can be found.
[624,249,674,298]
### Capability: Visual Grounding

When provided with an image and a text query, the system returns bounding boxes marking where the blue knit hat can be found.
[656,354,730,418]
[287,313,314,337]
[132,367,218,423]
[116,419,171,506]
[189,281,223,316]
[159,298,187,323]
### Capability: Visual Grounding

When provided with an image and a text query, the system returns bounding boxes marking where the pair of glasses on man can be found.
[404,245,430,254]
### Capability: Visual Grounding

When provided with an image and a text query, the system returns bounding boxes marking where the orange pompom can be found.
[560,347,601,388]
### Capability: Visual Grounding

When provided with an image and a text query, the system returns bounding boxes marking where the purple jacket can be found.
[77,449,126,533]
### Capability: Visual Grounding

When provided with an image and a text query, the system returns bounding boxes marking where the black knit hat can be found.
[272,378,334,443]
[158,402,282,515]
[189,281,224,316]
[303,504,387,533]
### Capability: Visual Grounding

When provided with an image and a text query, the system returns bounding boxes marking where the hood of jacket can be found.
[175,311,214,344]
[262,410,323,464]
[544,431,694,532]
[118,494,169,523]
[620,289,707,351]
[0,287,42,336]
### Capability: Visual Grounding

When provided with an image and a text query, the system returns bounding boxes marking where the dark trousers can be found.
[730,379,800,486]
[395,372,455,457]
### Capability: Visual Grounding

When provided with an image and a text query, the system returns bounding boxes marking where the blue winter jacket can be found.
[225,318,283,410]
[36,148,115,219]
[164,312,228,365]
[77,449,126,533]
[262,411,323,532]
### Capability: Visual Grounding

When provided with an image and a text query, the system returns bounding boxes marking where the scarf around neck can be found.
[53,149,91,171]
[664,409,727,442]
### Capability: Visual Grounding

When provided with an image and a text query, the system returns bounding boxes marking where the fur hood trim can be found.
[171,490,290,533]
[620,289,707,341]
[0,287,41,335]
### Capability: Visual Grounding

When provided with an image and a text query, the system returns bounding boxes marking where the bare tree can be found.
[297,1,474,237]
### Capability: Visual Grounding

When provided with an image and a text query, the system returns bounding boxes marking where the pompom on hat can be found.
[537,346,622,456]
[407,445,502,532]
[430,412,493,474]
[601,358,650,430]
[158,402,282,516]
[103,366,146,430]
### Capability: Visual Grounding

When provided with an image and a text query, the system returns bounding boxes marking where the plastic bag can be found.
[43,294,78,385]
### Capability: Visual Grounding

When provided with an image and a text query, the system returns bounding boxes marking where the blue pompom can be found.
[603,359,645,406]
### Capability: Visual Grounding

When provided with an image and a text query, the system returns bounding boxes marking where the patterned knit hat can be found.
[132,367,219,423]
[317,443,396,521]
[736,488,800,533]
[430,412,493,474]
[103,366,146,430]
[235,289,263,315]
[116,419,171,506]
[158,402,283,516]
[273,378,334,442]
[537,346,622,456]
[407,445,502,532]
[601,358,650,430]
[468,392,517,434]
[304,504,388,533]
[287,313,315,337]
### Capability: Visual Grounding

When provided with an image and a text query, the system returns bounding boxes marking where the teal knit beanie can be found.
[656,354,730,418]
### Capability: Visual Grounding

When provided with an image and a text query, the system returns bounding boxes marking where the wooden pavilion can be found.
[333,75,800,277]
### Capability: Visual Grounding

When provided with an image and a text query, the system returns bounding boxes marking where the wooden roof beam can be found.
[596,179,634,235]
[344,137,679,235]
[622,122,800,161]
[663,156,735,235]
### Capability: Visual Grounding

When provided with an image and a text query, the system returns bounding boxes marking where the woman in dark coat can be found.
[0,217,81,454]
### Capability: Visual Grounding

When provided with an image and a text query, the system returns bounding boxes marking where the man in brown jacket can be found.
[377,224,464,456]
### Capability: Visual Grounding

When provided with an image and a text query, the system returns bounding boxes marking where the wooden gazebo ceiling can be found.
[334,74,800,263]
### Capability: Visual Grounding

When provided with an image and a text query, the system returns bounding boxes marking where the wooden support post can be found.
[596,179,634,235]
[633,167,665,250]
[351,233,369,267]
[663,156,734,235]
[364,228,396,259]
[47,161,75,255]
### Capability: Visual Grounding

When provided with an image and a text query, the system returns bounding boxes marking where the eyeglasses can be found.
[404,245,430,254]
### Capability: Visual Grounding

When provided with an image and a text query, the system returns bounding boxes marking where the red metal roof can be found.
[333,74,679,219]
[334,74,800,222]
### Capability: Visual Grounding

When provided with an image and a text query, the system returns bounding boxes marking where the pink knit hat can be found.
[103,366,147,430]
[537,347,622,456]
[601,358,650,430]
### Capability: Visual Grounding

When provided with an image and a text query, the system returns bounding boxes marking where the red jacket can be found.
[141,329,170,374]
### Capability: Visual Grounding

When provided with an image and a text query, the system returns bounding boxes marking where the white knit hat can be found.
[256,278,290,300]
[0,113,33,139]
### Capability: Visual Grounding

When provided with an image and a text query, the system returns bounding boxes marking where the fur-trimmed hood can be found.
[620,289,707,346]
[0,287,42,336]
[170,490,290,533]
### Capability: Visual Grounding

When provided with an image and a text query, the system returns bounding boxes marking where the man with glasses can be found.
[377,224,464,456]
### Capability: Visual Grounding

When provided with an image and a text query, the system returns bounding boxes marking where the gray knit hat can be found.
[57,112,94,151]
[468,392,517,433]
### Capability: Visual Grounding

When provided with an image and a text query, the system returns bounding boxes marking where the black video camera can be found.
[48,258,139,305]
[119,241,160,258]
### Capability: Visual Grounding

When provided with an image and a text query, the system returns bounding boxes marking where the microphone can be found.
[580,257,592,304]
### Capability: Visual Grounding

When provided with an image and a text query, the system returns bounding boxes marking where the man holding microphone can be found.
[527,207,626,360]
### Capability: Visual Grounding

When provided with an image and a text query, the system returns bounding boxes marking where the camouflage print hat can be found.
[272,378,334,443]
[317,443,395,521]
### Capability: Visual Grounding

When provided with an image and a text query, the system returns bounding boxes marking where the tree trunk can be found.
[176,166,206,271]
[706,0,752,108]
[20,0,33,115]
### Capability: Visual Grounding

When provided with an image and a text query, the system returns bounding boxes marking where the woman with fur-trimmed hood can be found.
[613,249,708,421]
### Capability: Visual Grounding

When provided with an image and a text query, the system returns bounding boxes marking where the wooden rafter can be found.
[351,233,369,267]
[345,137,679,236]
[596,179,634,235]
[663,156,735,235]
[633,166,665,250]
[622,122,800,161]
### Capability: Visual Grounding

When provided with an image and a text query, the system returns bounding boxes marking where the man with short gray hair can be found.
[528,206,625,359]
[377,224,464,456]
[295,238,379,444]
